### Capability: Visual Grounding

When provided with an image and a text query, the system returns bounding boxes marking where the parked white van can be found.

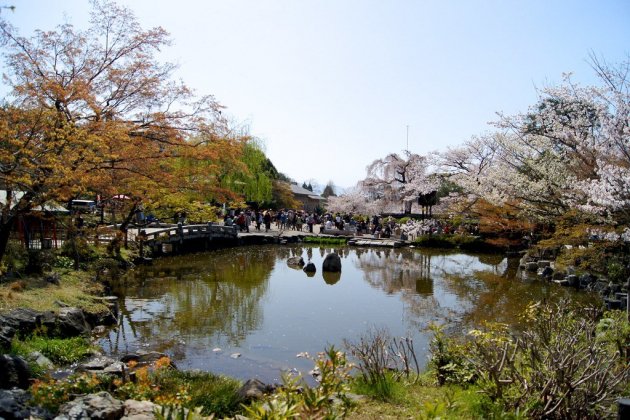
[70,199,96,213]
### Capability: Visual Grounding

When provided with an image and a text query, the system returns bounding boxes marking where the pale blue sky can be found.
[3,1,629,189]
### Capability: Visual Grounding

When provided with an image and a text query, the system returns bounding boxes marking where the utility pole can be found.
[406,125,409,154]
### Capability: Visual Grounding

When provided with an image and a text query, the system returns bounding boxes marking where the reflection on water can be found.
[102,245,598,382]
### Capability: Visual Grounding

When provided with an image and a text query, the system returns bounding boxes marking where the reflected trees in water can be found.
[100,245,598,380]
[107,247,277,354]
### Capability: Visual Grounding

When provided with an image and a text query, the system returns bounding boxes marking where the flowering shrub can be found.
[30,357,241,418]
[244,346,355,419]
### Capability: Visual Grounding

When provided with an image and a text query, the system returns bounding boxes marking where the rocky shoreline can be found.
[517,250,628,310]
[0,304,283,419]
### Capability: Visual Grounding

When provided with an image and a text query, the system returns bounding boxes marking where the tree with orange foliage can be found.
[0,0,245,260]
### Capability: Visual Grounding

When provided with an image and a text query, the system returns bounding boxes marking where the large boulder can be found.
[0,307,94,340]
[121,399,161,420]
[85,296,119,327]
[0,388,52,420]
[0,355,30,390]
[57,307,92,338]
[55,392,124,420]
[237,379,275,402]
[29,352,54,370]
[77,356,119,373]
[0,308,52,336]
[0,326,15,350]
[322,253,342,272]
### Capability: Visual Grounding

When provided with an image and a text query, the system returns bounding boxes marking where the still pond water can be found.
[101,245,596,383]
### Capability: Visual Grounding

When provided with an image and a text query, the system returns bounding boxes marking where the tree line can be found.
[0,0,297,262]
[329,55,629,240]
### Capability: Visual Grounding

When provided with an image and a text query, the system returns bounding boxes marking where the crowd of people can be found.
[223,209,320,233]
[220,209,480,240]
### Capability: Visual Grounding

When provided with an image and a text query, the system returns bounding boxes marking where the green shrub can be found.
[428,324,476,386]
[53,255,75,269]
[60,234,100,270]
[25,249,56,274]
[607,258,630,284]
[154,406,212,420]
[344,328,421,401]
[1,240,28,275]
[244,346,355,419]
[460,301,629,419]
[90,257,124,281]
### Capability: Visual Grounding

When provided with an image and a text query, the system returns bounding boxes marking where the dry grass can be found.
[0,270,108,315]
[8,280,26,292]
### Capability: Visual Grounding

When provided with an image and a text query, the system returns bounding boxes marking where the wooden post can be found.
[139,229,146,259]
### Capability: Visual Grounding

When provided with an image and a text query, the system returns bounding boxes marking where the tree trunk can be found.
[0,217,15,264]
[119,202,138,249]
[119,202,138,233]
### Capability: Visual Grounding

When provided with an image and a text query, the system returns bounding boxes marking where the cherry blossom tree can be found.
[359,151,440,214]
[575,57,630,220]
[326,188,374,215]
[440,58,630,225]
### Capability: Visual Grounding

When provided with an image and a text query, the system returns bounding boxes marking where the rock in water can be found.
[303,262,316,273]
[287,256,305,267]
[322,253,342,272]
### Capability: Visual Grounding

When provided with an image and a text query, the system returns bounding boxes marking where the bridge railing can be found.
[143,223,238,243]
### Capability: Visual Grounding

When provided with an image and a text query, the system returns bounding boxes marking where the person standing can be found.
[245,211,252,233]
[256,210,262,231]
[263,210,272,232]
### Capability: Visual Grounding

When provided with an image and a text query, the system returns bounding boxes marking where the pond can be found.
[101,245,598,383]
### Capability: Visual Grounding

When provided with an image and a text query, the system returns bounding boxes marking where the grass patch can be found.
[149,369,243,417]
[11,335,96,366]
[303,236,348,245]
[348,376,486,420]
[351,373,405,403]
[0,269,108,315]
